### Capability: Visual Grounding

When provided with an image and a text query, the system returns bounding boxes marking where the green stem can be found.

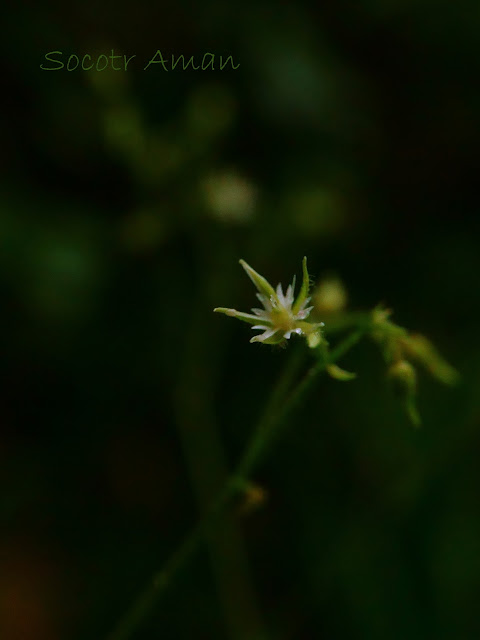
[236,326,367,479]
[173,235,266,640]
[105,326,368,640]
[321,311,372,334]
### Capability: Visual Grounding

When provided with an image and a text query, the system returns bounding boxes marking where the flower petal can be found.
[276,283,286,307]
[296,305,314,320]
[251,329,286,345]
[256,293,272,311]
[250,327,277,343]
[285,279,295,306]
[251,307,270,317]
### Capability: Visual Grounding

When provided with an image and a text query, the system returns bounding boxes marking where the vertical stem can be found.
[173,300,267,640]
[106,318,368,640]
[172,230,268,640]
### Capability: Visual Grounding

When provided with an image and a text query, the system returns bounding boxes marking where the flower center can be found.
[271,307,295,332]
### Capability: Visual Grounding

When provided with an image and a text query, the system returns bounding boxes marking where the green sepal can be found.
[292,256,310,315]
[213,308,273,326]
[239,260,277,301]
[296,320,323,349]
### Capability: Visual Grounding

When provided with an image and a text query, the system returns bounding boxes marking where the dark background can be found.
[1,2,479,639]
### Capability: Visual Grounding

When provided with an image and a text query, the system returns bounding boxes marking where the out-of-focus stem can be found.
[106,324,369,640]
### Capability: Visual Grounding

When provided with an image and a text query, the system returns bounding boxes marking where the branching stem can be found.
[106,323,370,640]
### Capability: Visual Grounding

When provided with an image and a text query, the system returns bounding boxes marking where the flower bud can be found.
[388,360,421,427]
[388,359,416,394]
[313,276,348,315]
[399,333,459,386]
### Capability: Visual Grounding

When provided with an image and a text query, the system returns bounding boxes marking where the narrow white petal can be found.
[276,283,286,307]
[250,328,276,342]
[256,293,272,310]
[296,306,314,319]
[285,283,295,307]
[251,307,270,317]
[270,295,279,309]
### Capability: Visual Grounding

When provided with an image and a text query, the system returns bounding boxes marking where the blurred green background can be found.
[1,2,479,639]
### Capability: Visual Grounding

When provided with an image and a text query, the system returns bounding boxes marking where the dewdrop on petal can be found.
[214,257,324,348]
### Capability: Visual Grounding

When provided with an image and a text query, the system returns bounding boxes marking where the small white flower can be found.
[214,257,324,347]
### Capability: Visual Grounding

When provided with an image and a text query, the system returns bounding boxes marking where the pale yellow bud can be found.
[388,360,421,427]
[399,333,459,386]
[313,276,348,315]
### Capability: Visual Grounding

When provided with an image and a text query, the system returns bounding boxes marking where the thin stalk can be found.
[235,326,367,479]
[105,325,368,640]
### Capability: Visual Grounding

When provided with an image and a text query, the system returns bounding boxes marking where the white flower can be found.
[214,257,324,347]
